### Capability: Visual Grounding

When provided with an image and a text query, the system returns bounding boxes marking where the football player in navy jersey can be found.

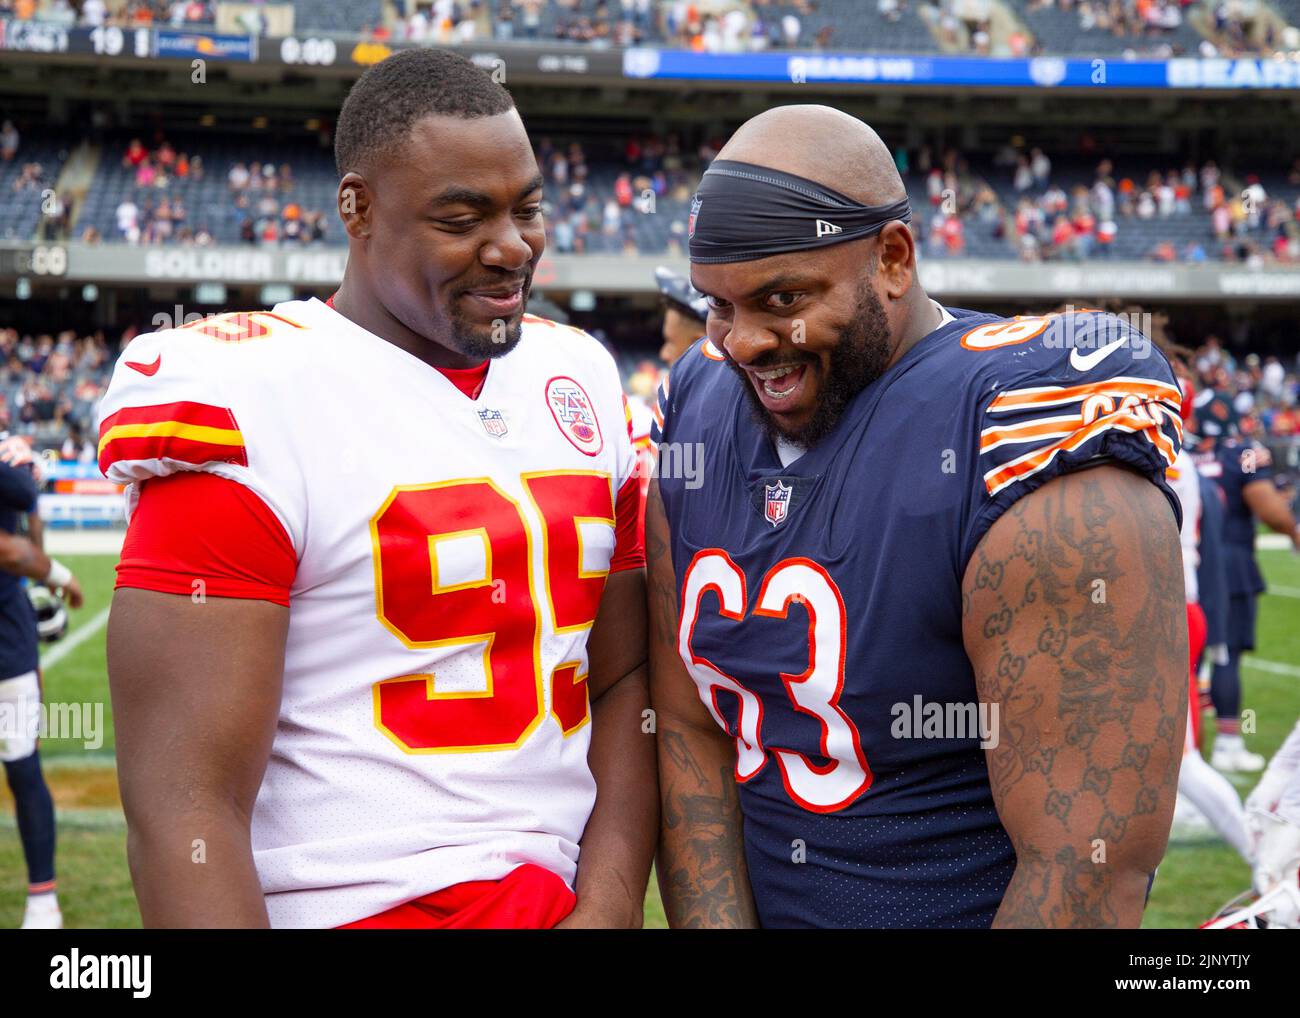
[0,442,83,928]
[1196,425,1300,773]
[648,105,1189,928]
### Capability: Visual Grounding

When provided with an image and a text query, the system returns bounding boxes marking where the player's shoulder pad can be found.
[521,313,602,350]
[521,313,624,377]
[955,308,1173,386]
[964,309,1184,504]
[520,314,630,437]
[663,334,726,397]
[98,308,307,483]
[957,309,1182,417]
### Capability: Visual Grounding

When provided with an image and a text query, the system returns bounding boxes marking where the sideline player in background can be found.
[1193,406,1300,773]
[1158,363,1250,859]
[654,265,709,368]
[650,105,1187,928]
[1245,717,1300,924]
[0,437,83,928]
[624,267,711,535]
[102,49,654,929]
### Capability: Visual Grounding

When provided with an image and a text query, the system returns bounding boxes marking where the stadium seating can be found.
[66,132,1300,267]
[78,135,339,246]
[1008,0,1208,56]
[0,134,69,242]
[293,0,386,33]
[743,1,940,51]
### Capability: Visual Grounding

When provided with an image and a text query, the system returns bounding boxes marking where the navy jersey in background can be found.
[1200,438,1273,599]
[1195,473,1230,651]
[653,308,1183,927]
[0,460,39,679]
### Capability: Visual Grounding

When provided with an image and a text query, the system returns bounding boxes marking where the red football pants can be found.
[1186,601,1207,752]
[337,864,576,930]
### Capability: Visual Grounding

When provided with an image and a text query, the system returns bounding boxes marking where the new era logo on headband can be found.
[688,160,912,263]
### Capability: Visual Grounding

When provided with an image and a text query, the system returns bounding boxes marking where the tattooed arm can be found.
[555,567,657,929]
[962,464,1186,928]
[648,477,760,928]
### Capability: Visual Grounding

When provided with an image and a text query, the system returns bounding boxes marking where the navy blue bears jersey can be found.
[1196,438,1273,597]
[0,459,39,679]
[652,307,1183,928]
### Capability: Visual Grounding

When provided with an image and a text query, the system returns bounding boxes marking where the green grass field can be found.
[1,550,1295,929]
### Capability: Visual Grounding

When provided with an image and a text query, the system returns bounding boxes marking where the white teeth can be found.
[756,364,802,397]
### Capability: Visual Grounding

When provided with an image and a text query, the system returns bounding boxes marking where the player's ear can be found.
[875,221,915,301]
[337,172,372,240]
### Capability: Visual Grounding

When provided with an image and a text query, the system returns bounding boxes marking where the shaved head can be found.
[691,104,938,449]
[715,105,906,207]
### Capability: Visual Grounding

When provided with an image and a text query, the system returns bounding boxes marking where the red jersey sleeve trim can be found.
[608,471,645,573]
[116,471,297,607]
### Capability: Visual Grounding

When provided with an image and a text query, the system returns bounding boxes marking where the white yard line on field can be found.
[40,605,111,670]
[1266,586,1300,599]
[1244,658,1300,680]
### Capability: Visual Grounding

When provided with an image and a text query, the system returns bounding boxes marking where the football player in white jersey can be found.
[103,49,655,929]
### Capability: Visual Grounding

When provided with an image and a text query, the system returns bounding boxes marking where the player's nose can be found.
[479,219,538,272]
[721,315,782,367]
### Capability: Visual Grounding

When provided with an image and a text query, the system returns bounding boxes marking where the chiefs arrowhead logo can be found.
[125,355,161,377]
[545,376,603,456]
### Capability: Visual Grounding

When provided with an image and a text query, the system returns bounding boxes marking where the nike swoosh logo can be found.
[1070,338,1126,372]
[125,355,161,377]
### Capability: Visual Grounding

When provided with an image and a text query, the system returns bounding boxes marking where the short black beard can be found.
[446,275,532,360]
[728,279,894,449]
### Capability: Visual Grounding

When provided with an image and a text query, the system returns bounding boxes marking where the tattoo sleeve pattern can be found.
[648,481,759,928]
[963,466,1187,928]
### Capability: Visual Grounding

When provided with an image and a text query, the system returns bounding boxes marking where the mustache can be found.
[741,350,816,371]
[458,272,532,295]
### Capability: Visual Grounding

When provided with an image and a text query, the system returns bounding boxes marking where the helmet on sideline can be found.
[28,584,68,644]
[654,266,708,323]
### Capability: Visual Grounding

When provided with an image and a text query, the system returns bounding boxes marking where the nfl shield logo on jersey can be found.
[764,480,792,527]
[478,408,508,438]
[545,376,604,456]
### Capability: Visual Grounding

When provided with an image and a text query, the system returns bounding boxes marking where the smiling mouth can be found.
[460,283,527,314]
[750,363,808,401]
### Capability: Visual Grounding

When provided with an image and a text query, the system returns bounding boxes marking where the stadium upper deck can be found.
[5,0,1300,59]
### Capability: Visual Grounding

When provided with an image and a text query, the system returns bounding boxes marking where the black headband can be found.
[687,159,912,264]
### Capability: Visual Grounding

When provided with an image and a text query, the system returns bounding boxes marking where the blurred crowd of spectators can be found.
[103,137,205,245]
[0,327,111,460]
[1192,336,1300,448]
[903,142,1300,264]
[0,0,214,27]
[1027,0,1195,52]
[661,0,833,51]
[2,0,1299,61]
[224,157,329,246]
[539,133,707,255]
[10,114,1298,265]
[91,136,329,247]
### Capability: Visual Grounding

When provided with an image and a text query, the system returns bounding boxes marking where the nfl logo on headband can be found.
[688,194,702,240]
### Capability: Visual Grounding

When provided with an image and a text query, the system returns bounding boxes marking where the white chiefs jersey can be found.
[98,297,638,927]
[1166,447,1201,604]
